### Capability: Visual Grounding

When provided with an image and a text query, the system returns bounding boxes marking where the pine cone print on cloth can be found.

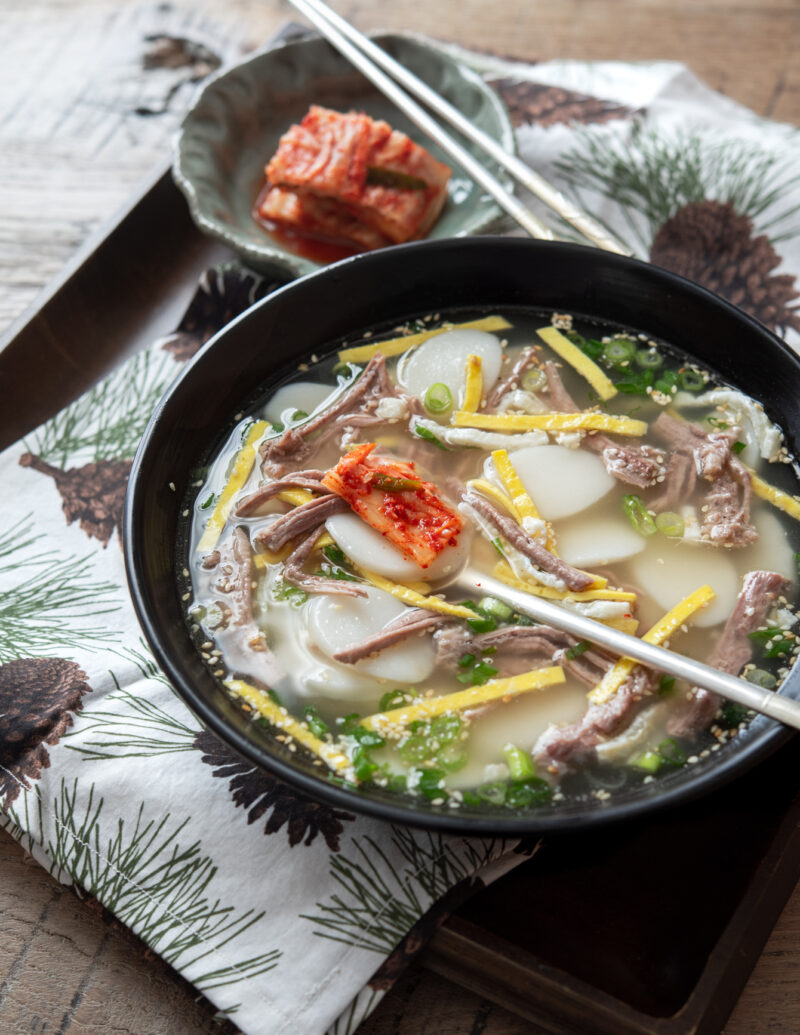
[490,79,638,128]
[0,657,91,807]
[650,200,800,336]
[18,454,131,548]
[193,729,355,851]
[162,267,286,361]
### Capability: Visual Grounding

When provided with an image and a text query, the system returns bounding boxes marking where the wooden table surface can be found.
[2,1,800,1032]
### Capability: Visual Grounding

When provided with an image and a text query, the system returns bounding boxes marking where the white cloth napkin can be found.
[3,36,800,1035]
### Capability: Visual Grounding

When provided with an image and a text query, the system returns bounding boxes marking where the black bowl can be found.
[124,237,800,834]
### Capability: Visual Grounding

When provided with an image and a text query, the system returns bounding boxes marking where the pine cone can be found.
[650,200,800,336]
[0,657,91,807]
[490,79,637,129]
[193,729,355,851]
[18,454,131,547]
[162,267,283,361]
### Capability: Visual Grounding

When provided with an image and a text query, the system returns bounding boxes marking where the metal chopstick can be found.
[458,568,800,732]
[288,0,629,255]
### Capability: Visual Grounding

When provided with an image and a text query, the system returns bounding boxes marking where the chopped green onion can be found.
[456,671,475,684]
[631,751,661,773]
[707,416,729,429]
[400,736,434,764]
[461,601,498,634]
[339,712,361,733]
[614,369,654,395]
[658,675,676,697]
[732,441,747,455]
[765,636,795,658]
[654,369,679,395]
[323,544,348,567]
[478,596,514,623]
[430,714,463,744]
[415,767,447,801]
[657,738,687,767]
[746,668,777,689]
[372,473,423,491]
[379,688,416,711]
[436,742,468,772]
[274,580,309,605]
[267,688,284,707]
[350,726,386,749]
[679,369,706,391]
[302,706,329,739]
[522,367,547,392]
[490,537,505,557]
[423,382,453,414]
[635,348,663,370]
[200,492,218,510]
[291,409,308,421]
[576,336,606,360]
[352,746,379,782]
[471,660,499,685]
[565,330,588,349]
[602,338,636,368]
[503,743,537,781]
[721,702,749,727]
[458,653,476,668]
[622,494,657,536]
[565,640,591,661]
[385,772,408,793]
[414,424,449,450]
[795,552,800,582]
[477,780,507,806]
[513,613,535,626]
[505,778,552,808]
[655,511,685,538]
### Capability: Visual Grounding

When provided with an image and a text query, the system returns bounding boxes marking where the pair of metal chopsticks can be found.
[286,0,800,733]
[288,0,628,255]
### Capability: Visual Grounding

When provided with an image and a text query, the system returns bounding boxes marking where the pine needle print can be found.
[553,126,800,333]
[194,729,355,852]
[161,266,283,361]
[302,828,505,953]
[0,657,91,807]
[29,778,282,991]
[0,517,120,662]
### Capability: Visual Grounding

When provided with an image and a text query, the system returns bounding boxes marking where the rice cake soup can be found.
[181,309,800,810]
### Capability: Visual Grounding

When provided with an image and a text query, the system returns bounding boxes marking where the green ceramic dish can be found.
[173,32,516,278]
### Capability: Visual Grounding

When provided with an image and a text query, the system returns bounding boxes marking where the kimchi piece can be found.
[321,443,463,568]
[260,105,451,248]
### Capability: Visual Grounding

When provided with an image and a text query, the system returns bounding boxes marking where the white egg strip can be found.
[412,417,548,451]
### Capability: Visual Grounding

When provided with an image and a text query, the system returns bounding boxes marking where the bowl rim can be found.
[125,235,798,835]
[172,30,517,279]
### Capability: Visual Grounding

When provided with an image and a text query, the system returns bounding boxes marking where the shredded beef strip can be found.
[212,527,285,684]
[283,524,367,598]
[235,471,327,516]
[543,361,664,488]
[260,353,405,474]
[334,608,447,663]
[463,490,595,591]
[486,347,538,409]
[651,413,758,546]
[255,494,349,551]
[666,569,791,739]
[535,666,657,765]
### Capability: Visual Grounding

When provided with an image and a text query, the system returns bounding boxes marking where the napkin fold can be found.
[3,33,800,1035]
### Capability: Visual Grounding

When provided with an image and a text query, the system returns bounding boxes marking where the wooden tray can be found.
[3,166,799,1035]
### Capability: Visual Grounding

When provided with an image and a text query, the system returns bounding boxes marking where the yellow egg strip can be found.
[748,469,800,521]
[465,478,520,521]
[196,420,268,553]
[337,315,512,363]
[277,487,315,507]
[536,325,618,401]
[605,616,640,636]
[452,410,647,437]
[254,543,294,569]
[361,666,566,733]
[226,679,352,774]
[587,584,716,706]
[355,568,476,619]
[491,448,557,551]
[492,561,631,602]
[461,354,483,412]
